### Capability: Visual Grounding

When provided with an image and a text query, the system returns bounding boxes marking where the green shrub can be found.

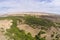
[24,15,55,28]
[5,16,35,40]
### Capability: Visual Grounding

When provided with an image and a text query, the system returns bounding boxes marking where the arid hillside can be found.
[0,12,60,40]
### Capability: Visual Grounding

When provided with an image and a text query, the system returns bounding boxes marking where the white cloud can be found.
[0,0,60,14]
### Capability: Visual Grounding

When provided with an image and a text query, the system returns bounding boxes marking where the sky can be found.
[0,0,60,14]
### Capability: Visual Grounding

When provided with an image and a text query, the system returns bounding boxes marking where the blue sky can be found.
[0,0,60,14]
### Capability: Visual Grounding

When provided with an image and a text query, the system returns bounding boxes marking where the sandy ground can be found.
[17,24,40,37]
[0,32,7,40]
[41,27,60,40]
[0,20,12,31]
[0,20,13,40]
[17,23,60,40]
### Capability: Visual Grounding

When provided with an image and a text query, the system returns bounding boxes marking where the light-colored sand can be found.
[0,19,13,40]
[17,23,60,40]
[0,20,12,31]
[41,27,60,40]
[0,32,8,40]
[17,24,40,37]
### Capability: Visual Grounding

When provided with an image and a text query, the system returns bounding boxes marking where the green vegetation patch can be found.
[3,16,46,40]
[24,15,55,28]
[4,16,35,40]
[35,31,46,40]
